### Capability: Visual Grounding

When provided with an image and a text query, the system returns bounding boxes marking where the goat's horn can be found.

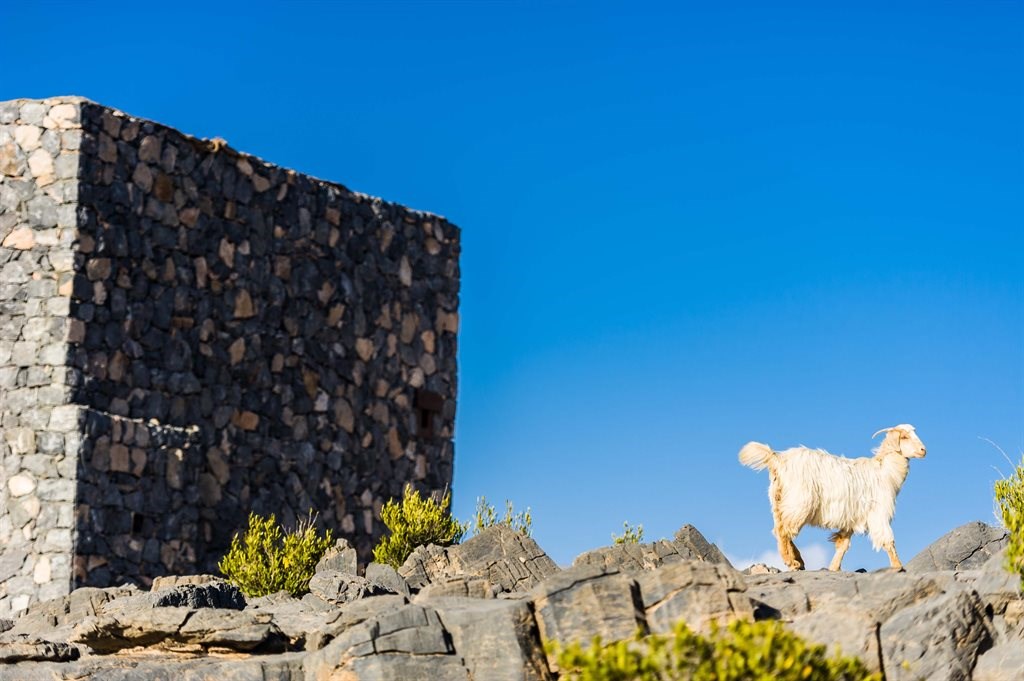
[872,428,891,439]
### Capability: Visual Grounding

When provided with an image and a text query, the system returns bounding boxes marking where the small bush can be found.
[372,485,466,568]
[471,496,533,537]
[994,453,1024,588]
[218,511,333,597]
[612,521,644,545]
[550,619,881,681]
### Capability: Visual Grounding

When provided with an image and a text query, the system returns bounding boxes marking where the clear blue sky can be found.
[4,1,1021,569]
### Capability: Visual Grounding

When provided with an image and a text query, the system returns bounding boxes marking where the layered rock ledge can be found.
[0,521,1020,680]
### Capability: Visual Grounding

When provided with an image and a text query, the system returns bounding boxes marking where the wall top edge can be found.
[0,95,93,105]
[1,96,455,227]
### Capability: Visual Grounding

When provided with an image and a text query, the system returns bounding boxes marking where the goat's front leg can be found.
[828,532,852,571]
[883,540,903,570]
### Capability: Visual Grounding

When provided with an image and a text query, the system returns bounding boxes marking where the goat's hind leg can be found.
[773,523,805,571]
[828,531,852,572]
[786,534,805,570]
[770,476,805,571]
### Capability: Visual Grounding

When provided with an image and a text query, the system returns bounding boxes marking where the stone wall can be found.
[0,96,460,614]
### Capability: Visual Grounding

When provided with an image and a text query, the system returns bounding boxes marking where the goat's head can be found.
[872,424,926,459]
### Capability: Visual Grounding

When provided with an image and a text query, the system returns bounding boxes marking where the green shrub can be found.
[612,521,644,545]
[218,511,334,597]
[471,495,533,537]
[372,485,466,568]
[550,619,881,681]
[994,453,1024,588]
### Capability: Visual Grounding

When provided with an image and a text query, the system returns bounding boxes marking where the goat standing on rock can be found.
[739,425,926,572]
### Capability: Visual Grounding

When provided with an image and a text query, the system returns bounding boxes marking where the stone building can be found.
[0,97,460,615]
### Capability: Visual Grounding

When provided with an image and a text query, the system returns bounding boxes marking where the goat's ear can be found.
[872,428,893,439]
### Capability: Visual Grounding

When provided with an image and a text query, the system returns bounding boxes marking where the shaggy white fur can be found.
[739,424,926,572]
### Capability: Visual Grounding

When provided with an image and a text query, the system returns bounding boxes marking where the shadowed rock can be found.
[953,548,1022,618]
[880,586,993,681]
[150,581,245,610]
[431,597,553,681]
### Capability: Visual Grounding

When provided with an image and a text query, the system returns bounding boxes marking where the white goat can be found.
[739,425,926,571]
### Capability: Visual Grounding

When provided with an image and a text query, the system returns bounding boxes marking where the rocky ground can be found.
[0,521,1019,680]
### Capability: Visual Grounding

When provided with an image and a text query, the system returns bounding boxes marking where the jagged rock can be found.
[399,526,559,595]
[399,543,450,590]
[0,622,11,635]
[531,565,645,660]
[416,575,496,601]
[673,524,732,565]
[431,597,552,681]
[315,538,358,576]
[150,581,245,610]
[906,521,1009,572]
[308,569,395,605]
[973,641,1024,681]
[573,524,731,574]
[637,561,753,634]
[366,562,411,597]
[879,586,993,681]
[0,636,79,663]
[448,526,559,593]
[574,540,702,573]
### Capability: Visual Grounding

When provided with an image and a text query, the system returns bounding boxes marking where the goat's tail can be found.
[738,442,776,472]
